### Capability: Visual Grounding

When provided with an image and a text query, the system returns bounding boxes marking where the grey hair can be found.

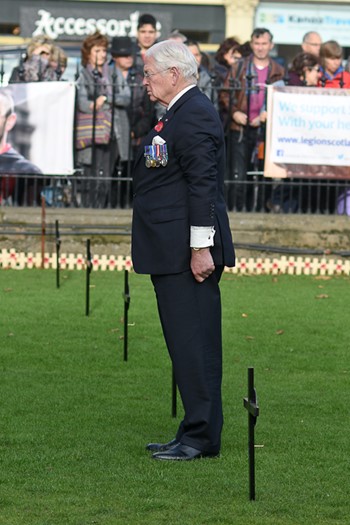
[145,40,198,84]
[302,31,321,43]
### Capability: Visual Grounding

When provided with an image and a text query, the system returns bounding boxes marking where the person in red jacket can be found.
[318,40,350,88]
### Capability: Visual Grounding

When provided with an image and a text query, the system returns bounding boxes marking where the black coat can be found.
[132,86,235,275]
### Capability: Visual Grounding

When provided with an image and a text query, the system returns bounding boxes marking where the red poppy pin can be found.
[154,121,164,132]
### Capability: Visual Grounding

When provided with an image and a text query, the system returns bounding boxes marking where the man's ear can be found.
[170,66,180,85]
[5,113,17,132]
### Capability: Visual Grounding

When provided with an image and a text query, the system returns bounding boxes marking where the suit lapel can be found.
[133,87,201,169]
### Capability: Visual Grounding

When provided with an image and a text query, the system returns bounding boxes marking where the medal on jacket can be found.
[144,143,168,168]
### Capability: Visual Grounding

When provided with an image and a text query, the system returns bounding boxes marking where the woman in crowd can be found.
[50,45,68,79]
[213,37,242,128]
[76,31,130,208]
[318,40,350,88]
[109,36,155,207]
[288,51,320,86]
[213,37,241,84]
[9,35,57,83]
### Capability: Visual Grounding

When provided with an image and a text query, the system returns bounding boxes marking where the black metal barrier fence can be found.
[1,63,350,215]
[1,172,350,215]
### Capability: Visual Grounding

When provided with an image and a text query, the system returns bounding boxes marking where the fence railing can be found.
[1,64,350,216]
[1,172,350,215]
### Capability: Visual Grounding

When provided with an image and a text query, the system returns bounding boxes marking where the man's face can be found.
[113,55,134,72]
[302,33,322,56]
[187,45,201,66]
[324,55,342,75]
[137,24,157,51]
[250,33,274,61]
[143,56,173,106]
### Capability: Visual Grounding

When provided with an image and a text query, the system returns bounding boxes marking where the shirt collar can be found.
[167,84,196,111]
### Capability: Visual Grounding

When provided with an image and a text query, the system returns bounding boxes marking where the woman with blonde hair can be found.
[9,35,57,82]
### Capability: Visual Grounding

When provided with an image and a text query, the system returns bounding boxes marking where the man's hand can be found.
[233,111,248,126]
[249,115,261,127]
[250,111,267,127]
[259,110,267,123]
[190,248,215,283]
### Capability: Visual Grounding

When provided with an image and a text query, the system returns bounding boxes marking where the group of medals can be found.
[144,144,168,168]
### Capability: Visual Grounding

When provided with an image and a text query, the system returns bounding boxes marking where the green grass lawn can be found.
[0,269,349,525]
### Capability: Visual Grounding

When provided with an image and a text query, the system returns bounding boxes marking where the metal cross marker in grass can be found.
[55,220,61,289]
[122,269,130,361]
[85,239,92,316]
[243,367,260,501]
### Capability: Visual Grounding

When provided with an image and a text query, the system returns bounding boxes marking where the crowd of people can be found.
[1,13,350,212]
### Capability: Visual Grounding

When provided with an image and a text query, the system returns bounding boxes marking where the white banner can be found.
[255,3,350,45]
[1,82,75,175]
[265,86,350,179]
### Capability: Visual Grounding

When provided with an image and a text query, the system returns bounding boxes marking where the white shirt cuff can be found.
[190,226,215,248]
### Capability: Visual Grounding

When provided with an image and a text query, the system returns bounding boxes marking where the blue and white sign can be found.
[270,88,350,166]
[255,2,350,45]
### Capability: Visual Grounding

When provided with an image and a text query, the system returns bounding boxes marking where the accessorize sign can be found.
[20,7,172,41]
[264,86,350,179]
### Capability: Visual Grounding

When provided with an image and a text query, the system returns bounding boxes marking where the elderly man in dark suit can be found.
[132,40,235,461]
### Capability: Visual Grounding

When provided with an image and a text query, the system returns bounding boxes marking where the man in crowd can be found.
[220,27,285,211]
[301,31,322,57]
[134,13,158,68]
[132,40,235,461]
[185,39,214,102]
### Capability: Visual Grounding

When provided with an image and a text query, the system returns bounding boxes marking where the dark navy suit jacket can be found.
[132,86,235,275]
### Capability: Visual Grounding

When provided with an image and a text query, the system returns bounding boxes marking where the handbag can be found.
[75,110,112,150]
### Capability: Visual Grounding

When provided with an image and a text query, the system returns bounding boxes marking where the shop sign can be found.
[20,7,172,41]
[255,3,350,45]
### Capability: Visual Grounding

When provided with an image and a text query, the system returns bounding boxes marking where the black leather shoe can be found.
[152,443,219,461]
[146,438,179,452]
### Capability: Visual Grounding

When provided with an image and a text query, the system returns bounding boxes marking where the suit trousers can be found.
[151,266,224,454]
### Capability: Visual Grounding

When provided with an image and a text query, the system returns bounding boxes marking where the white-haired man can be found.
[131,40,235,461]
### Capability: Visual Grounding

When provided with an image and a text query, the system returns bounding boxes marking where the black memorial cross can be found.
[122,269,130,361]
[55,219,61,289]
[243,367,260,501]
[85,239,92,316]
